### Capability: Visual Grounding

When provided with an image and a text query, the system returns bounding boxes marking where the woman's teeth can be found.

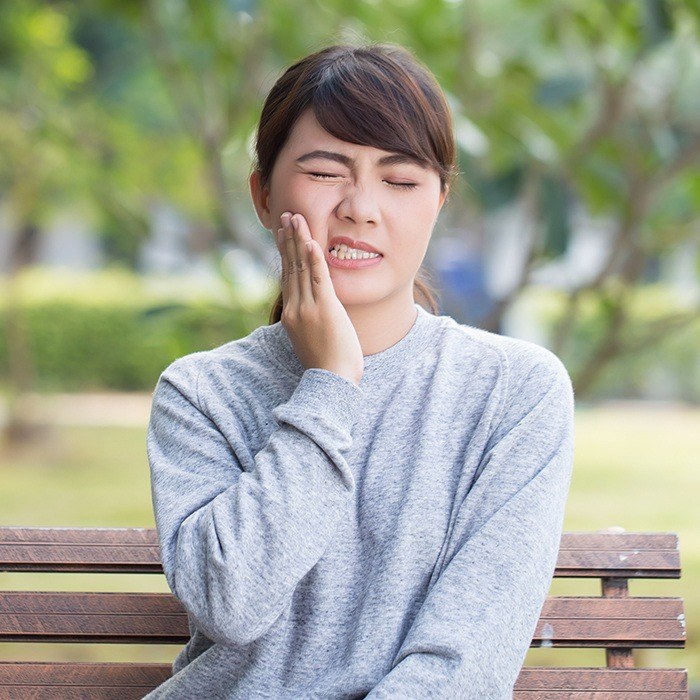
[329,244,381,260]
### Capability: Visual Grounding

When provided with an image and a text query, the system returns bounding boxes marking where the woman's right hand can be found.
[275,211,364,387]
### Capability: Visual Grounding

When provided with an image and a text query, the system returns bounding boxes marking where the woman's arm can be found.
[147,356,363,647]
[365,351,575,699]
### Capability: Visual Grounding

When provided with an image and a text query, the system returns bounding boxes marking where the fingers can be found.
[294,215,334,301]
[279,212,300,307]
[293,214,333,302]
[284,214,302,305]
[276,223,289,306]
[290,215,314,305]
[306,236,332,298]
[277,211,331,308]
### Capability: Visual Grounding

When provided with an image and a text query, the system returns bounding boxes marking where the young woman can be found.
[145,42,575,699]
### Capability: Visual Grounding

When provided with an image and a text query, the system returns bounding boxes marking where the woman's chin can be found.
[332,285,392,307]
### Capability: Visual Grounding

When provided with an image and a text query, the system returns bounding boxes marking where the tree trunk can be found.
[1,222,52,454]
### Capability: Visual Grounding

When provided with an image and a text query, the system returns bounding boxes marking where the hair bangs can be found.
[311,54,436,175]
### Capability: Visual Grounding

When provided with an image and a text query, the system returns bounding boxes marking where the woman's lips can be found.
[325,248,384,270]
[326,236,382,255]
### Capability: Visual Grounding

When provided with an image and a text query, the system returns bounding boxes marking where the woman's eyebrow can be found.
[295,149,428,170]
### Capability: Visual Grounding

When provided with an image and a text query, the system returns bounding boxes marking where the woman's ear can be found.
[249,170,272,229]
[439,184,449,210]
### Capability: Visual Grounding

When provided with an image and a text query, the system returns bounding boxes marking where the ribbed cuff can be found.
[283,368,364,430]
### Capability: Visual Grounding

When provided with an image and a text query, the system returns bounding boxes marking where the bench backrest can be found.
[0,527,689,698]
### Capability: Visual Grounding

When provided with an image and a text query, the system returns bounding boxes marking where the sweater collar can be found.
[262,302,445,384]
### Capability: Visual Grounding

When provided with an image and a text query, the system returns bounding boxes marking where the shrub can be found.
[0,267,271,391]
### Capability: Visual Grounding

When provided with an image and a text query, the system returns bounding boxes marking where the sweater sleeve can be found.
[146,358,363,648]
[365,350,575,699]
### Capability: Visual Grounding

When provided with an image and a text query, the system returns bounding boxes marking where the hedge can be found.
[0,268,272,391]
[1,268,698,400]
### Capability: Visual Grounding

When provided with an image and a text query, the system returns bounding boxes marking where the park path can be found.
[0,393,694,428]
[0,392,154,428]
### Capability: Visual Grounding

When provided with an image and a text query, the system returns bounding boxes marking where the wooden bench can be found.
[0,526,689,698]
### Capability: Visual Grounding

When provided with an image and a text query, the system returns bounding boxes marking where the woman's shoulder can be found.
[155,323,281,398]
[439,315,572,392]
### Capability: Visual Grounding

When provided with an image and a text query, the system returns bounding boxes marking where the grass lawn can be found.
[0,403,698,691]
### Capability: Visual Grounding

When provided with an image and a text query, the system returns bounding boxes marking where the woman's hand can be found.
[275,211,364,386]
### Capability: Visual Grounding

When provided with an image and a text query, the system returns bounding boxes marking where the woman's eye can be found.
[309,172,341,180]
[388,182,418,189]
[309,173,417,189]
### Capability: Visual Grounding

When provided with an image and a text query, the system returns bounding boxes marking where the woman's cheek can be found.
[296,193,337,239]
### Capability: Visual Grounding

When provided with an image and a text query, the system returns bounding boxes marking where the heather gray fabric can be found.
[144,302,575,699]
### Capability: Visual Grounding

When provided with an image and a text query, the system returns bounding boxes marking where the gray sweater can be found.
[144,303,575,699]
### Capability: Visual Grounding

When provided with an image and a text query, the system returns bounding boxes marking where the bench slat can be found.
[0,528,688,697]
[0,663,688,698]
[0,593,685,647]
[534,597,686,648]
[0,528,681,577]
[0,528,679,549]
[557,530,679,578]
[0,592,187,644]
[555,551,680,578]
[515,694,686,698]
[515,667,688,691]
[0,661,171,700]
[0,527,161,574]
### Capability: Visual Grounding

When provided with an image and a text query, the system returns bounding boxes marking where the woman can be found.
[145,42,574,699]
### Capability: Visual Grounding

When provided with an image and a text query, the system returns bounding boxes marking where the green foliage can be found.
[1,269,698,400]
[0,0,208,259]
[521,284,700,402]
[0,269,271,391]
[1,0,699,397]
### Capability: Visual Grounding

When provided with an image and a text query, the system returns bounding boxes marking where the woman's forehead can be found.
[286,109,402,161]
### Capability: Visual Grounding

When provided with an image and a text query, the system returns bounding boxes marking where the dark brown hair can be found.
[251,42,458,325]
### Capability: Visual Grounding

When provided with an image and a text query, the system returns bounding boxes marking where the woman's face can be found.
[251,108,447,306]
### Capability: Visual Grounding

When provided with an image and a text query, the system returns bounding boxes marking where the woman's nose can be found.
[335,184,381,224]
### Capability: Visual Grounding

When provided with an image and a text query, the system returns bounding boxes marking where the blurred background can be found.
[1,0,699,692]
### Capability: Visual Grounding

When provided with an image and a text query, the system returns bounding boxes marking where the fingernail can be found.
[291,216,298,230]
